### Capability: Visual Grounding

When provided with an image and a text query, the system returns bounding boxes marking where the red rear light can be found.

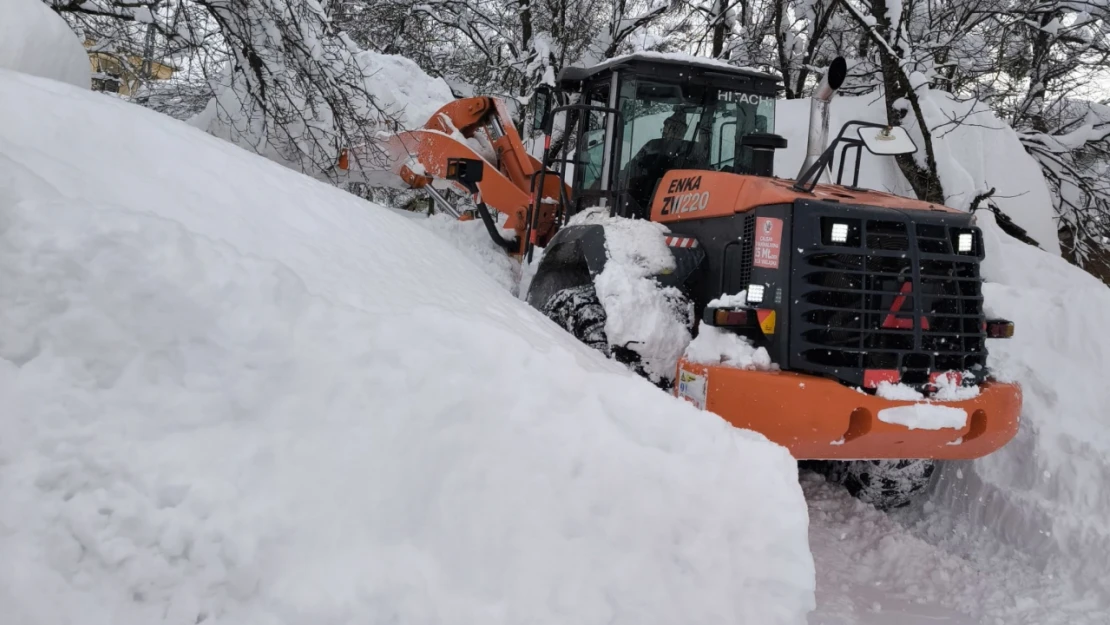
[863,369,900,388]
[713,309,751,326]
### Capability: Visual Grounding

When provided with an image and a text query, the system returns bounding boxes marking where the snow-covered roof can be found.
[561,52,780,86]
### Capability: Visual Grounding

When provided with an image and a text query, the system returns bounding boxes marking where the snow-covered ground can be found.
[0,66,818,624]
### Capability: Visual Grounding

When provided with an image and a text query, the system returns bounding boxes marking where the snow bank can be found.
[775,94,1060,255]
[921,211,1110,606]
[0,68,816,625]
[408,212,520,294]
[1,0,89,88]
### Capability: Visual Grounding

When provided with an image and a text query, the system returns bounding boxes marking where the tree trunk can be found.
[868,0,945,205]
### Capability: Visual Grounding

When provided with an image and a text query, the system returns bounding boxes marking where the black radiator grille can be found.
[793,215,986,387]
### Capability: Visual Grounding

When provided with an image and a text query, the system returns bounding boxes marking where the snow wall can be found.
[0,67,816,625]
[777,95,1109,606]
[190,49,455,172]
[0,0,90,89]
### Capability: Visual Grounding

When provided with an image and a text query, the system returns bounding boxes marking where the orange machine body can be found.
[675,360,1021,460]
[343,97,568,254]
[650,169,959,224]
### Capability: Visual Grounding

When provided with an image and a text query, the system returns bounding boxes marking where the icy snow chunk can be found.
[878,404,968,430]
[570,209,692,383]
[875,381,924,401]
[932,373,980,401]
[0,70,815,625]
[708,290,748,307]
[1,0,90,88]
[684,326,775,370]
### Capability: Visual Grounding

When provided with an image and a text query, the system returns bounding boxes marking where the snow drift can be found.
[0,0,89,89]
[0,67,816,624]
[922,211,1110,606]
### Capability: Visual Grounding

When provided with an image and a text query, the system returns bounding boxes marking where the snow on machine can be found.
[340,55,1022,509]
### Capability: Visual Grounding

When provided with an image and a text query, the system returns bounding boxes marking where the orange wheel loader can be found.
[340,55,1022,509]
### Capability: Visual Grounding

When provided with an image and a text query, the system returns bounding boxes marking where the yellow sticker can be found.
[758,310,776,334]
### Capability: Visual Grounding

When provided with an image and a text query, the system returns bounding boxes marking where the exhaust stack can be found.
[797,57,848,183]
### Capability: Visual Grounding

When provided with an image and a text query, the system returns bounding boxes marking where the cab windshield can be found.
[615,79,775,214]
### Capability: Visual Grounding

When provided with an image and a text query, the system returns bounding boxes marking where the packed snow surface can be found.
[0,68,816,625]
[876,405,968,431]
[0,0,90,88]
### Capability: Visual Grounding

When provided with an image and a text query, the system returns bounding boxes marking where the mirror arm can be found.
[792,119,906,193]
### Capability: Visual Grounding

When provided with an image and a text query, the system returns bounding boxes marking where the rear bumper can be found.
[675,359,1021,460]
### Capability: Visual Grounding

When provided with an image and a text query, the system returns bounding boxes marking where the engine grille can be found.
[737,213,756,288]
[791,211,986,387]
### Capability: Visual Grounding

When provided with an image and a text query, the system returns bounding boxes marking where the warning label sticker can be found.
[753,217,783,269]
[677,368,708,410]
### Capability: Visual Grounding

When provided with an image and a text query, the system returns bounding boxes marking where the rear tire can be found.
[811,459,938,510]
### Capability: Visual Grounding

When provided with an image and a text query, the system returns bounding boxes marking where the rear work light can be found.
[957,232,974,253]
[747,284,766,304]
[985,319,1015,338]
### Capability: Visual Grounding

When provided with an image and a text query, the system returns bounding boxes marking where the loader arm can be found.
[341,96,569,254]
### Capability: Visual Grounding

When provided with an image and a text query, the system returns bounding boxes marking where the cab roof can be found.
[557,52,782,96]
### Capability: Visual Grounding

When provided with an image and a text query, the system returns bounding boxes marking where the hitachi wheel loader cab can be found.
[342,53,1023,509]
[524,55,1021,508]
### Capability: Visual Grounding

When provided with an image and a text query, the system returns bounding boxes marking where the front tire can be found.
[541,283,610,354]
[540,282,667,387]
[814,459,939,510]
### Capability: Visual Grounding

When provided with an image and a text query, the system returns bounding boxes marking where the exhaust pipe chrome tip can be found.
[798,57,848,183]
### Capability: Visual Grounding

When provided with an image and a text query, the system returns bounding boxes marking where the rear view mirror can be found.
[857,125,917,155]
[532,87,552,132]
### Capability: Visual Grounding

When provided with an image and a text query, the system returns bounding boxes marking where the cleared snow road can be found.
[805,468,1104,625]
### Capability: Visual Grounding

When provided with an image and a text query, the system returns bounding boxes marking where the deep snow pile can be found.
[0,68,816,624]
[0,0,89,88]
[920,212,1110,606]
